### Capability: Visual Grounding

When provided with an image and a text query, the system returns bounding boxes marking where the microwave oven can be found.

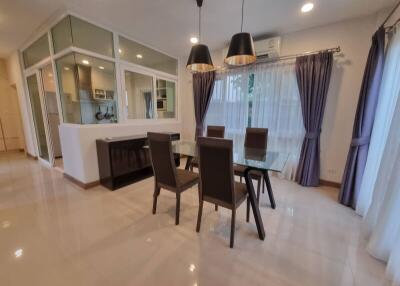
[157,99,167,111]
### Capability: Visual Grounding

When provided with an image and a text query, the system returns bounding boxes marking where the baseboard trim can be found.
[320,179,341,189]
[64,173,100,189]
[26,152,38,160]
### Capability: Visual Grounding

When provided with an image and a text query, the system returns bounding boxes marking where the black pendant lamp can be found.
[225,0,256,66]
[186,0,214,72]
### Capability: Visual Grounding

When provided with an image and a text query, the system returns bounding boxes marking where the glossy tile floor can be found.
[0,152,389,286]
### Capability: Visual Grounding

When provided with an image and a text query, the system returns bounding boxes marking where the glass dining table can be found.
[172,140,289,241]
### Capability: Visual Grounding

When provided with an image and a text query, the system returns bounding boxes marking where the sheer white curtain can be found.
[205,68,250,146]
[205,61,304,180]
[251,60,305,180]
[365,79,400,286]
[357,26,400,285]
[356,27,400,217]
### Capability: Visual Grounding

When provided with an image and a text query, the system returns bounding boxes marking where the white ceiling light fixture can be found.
[190,37,199,44]
[82,59,90,65]
[14,248,23,258]
[99,66,105,70]
[301,2,314,13]
[118,48,122,54]
[64,67,70,71]
[136,54,143,59]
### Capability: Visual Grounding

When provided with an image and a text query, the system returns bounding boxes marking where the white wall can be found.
[0,59,25,151]
[6,52,36,155]
[60,121,182,183]
[179,14,378,183]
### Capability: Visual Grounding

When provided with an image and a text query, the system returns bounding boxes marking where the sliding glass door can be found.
[26,74,50,162]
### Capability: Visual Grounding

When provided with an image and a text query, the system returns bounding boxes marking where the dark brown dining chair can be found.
[190,125,225,172]
[196,137,249,248]
[234,128,268,201]
[147,132,199,225]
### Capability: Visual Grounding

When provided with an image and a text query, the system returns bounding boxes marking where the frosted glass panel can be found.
[51,16,114,57]
[26,75,49,161]
[51,16,73,53]
[71,16,114,57]
[23,34,50,68]
[119,36,177,75]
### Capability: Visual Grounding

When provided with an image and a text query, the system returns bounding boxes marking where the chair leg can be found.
[262,177,265,194]
[152,186,160,214]
[175,193,181,225]
[196,200,203,232]
[257,178,261,202]
[230,209,236,248]
[215,204,218,211]
[246,196,250,222]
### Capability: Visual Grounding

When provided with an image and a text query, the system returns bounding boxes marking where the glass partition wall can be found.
[21,13,178,164]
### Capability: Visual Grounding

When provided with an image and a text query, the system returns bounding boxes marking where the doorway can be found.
[25,64,63,168]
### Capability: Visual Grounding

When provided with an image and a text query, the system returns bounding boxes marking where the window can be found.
[55,52,118,124]
[52,16,114,57]
[23,34,50,68]
[119,36,177,75]
[124,70,154,119]
[156,79,176,119]
[205,61,304,180]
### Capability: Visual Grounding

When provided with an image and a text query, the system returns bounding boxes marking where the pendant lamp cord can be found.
[241,0,244,32]
[199,6,202,42]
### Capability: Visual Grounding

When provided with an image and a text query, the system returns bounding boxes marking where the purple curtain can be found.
[193,71,216,139]
[338,27,385,208]
[295,52,333,186]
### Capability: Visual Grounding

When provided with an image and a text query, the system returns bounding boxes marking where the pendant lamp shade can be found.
[186,0,214,72]
[225,32,256,66]
[224,0,256,66]
[186,44,214,72]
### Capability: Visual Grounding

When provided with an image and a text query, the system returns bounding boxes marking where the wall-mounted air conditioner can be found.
[222,36,281,61]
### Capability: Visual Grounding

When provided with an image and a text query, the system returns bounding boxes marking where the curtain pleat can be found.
[295,52,333,186]
[338,27,386,209]
[193,71,216,139]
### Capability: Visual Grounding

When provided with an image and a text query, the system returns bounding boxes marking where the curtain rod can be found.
[382,0,400,27]
[216,46,341,72]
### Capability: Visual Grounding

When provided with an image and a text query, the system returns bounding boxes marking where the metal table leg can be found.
[263,171,276,209]
[244,168,265,240]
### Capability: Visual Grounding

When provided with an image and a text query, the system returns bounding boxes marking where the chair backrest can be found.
[147,132,177,187]
[244,128,268,150]
[206,125,225,138]
[197,137,235,206]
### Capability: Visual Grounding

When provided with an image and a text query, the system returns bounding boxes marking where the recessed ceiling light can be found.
[190,37,199,44]
[136,54,143,59]
[82,60,90,65]
[301,2,314,13]
[118,49,122,54]
[48,73,53,77]
[99,66,105,70]
[14,249,23,258]
[64,67,70,71]
[1,220,10,228]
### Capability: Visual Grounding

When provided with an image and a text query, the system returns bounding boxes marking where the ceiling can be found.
[0,0,396,59]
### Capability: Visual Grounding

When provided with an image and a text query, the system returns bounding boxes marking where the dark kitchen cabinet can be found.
[96,133,180,190]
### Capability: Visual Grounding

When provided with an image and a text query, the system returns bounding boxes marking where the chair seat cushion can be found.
[234,165,263,179]
[234,182,248,205]
[176,169,199,189]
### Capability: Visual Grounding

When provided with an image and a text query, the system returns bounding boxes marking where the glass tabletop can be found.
[172,141,289,173]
